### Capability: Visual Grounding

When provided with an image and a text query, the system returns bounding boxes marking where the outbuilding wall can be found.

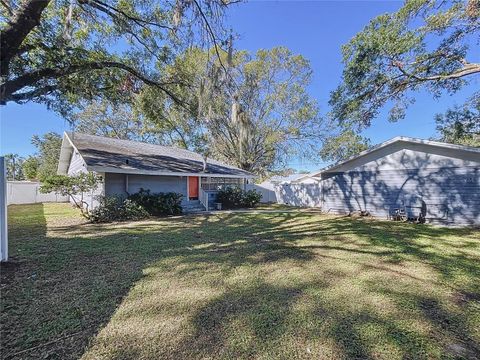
[322,167,479,224]
[320,143,480,226]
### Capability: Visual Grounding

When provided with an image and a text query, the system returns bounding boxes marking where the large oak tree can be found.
[1,0,235,113]
[138,47,323,176]
[330,0,479,129]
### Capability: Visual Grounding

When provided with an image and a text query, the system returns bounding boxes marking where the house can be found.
[57,132,255,211]
[276,137,480,226]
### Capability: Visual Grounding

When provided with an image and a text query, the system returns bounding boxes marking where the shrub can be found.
[90,196,149,223]
[243,189,262,208]
[217,187,262,209]
[216,187,244,208]
[40,173,101,218]
[128,189,183,216]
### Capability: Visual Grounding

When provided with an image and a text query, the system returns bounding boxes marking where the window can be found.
[201,177,244,191]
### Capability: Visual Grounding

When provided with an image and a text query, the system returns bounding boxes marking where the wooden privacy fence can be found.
[7,181,68,205]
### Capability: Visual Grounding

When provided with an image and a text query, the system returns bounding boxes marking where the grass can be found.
[1,203,479,360]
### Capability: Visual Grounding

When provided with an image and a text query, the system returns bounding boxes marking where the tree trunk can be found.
[0,0,51,78]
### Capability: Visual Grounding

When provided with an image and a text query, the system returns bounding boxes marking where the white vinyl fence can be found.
[7,181,68,205]
[248,181,323,208]
[274,183,322,208]
[246,183,277,203]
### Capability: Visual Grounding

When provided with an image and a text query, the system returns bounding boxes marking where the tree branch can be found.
[191,0,230,81]
[1,61,184,105]
[394,61,480,82]
[0,0,13,16]
[0,0,51,77]
[81,0,173,30]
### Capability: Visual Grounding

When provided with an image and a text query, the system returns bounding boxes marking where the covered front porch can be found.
[186,176,251,211]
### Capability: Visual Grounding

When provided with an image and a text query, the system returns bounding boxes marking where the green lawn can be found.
[1,203,479,360]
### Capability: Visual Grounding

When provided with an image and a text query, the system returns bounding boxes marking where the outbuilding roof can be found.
[309,136,480,176]
[57,132,254,178]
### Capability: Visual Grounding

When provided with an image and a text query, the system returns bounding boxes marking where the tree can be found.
[31,132,63,180]
[141,47,323,176]
[40,173,101,218]
[1,0,235,113]
[22,156,40,180]
[71,100,159,142]
[4,154,25,180]
[435,101,480,146]
[330,0,480,129]
[319,129,370,162]
[214,47,322,175]
[137,47,210,151]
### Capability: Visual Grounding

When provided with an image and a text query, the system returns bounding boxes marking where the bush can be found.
[90,196,149,223]
[243,189,262,208]
[40,173,101,218]
[216,187,244,208]
[216,187,262,209]
[128,189,183,216]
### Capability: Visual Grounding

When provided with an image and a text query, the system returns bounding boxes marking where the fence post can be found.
[0,157,8,262]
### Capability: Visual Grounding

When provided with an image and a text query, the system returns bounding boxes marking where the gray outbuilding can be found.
[273,137,479,226]
[315,137,480,225]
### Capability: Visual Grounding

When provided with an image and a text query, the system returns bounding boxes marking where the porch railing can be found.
[199,187,209,211]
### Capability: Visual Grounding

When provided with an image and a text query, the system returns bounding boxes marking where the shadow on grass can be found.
[1,205,479,359]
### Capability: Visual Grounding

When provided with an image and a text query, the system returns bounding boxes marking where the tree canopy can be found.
[435,99,480,146]
[138,46,323,176]
[22,156,40,180]
[138,47,207,151]
[330,0,479,129]
[319,129,370,162]
[31,132,63,180]
[71,100,159,142]
[4,154,25,180]
[1,0,235,114]
[40,173,101,217]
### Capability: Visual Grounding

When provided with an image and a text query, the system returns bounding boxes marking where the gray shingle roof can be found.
[66,132,253,177]
[309,136,480,176]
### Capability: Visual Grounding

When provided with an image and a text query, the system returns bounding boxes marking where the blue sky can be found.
[1,0,478,171]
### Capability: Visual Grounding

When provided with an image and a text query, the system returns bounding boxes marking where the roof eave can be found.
[310,136,480,175]
[57,132,77,175]
[87,165,255,178]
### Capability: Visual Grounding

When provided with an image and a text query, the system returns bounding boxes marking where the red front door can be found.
[188,176,199,199]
